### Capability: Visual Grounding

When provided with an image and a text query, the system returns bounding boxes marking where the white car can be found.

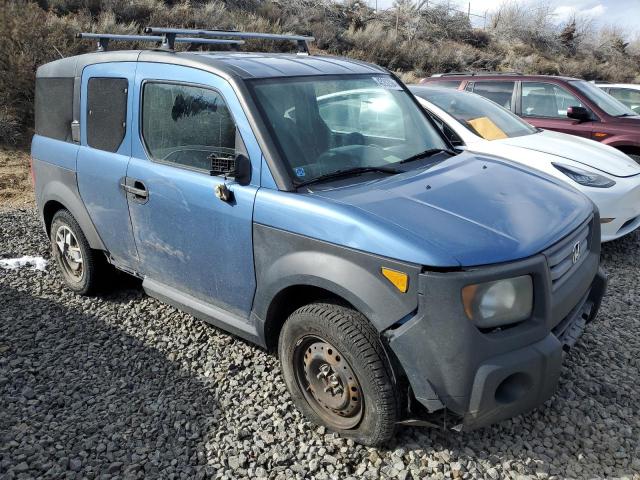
[594,83,640,115]
[410,85,640,242]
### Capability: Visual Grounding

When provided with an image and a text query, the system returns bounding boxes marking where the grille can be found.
[546,218,591,289]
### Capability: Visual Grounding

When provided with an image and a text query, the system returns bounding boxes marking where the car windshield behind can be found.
[249,76,449,185]
[570,80,637,117]
[413,88,538,140]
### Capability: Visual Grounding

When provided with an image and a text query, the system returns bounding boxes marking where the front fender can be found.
[601,136,640,150]
[251,223,421,334]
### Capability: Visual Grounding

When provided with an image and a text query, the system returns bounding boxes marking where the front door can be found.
[127,64,261,320]
[519,81,594,138]
[76,63,139,269]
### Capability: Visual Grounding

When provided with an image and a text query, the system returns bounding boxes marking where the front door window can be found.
[521,82,584,118]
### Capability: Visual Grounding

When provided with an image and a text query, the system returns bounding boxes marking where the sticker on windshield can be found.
[372,76,402,90]
[294,167,306,177]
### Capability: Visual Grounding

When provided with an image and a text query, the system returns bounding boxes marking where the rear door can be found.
[126,63,261,320]
[76,63,139,270]
[519,81,594,138]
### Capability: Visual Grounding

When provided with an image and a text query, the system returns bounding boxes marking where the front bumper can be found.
[385,224,606,430]
[592,175,640,242]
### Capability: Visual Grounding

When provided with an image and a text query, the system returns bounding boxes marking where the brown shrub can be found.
[0,0,638,145]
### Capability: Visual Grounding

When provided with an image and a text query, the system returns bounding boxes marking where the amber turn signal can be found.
[381,268,409,293]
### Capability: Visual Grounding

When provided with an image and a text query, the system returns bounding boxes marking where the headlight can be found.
[553,163,615,188]
[461,276,533,329]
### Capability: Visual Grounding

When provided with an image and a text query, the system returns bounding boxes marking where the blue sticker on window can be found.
[295,167,306,177]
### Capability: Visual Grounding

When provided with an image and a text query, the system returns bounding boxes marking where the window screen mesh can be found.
[34,77,74,142]
[142,83,236,170]
[87,77,128,152]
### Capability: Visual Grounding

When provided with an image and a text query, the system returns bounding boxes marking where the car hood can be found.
[313,152,593,267]
[614,115,640,125]
[494,130,640,177]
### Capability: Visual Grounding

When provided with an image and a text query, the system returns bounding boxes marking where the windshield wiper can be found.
[295,166,401,189]
[616,113,636,117]
[398,148,457,164]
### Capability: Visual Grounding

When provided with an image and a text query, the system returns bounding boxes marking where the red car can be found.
[420,73,640,162]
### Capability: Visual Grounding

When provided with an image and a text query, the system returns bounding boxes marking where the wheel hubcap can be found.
[294,337,363,429]
[55,226,83,281]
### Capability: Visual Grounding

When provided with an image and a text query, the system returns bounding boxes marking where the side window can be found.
[34,77,74,142]
[470,81,515,109]
[521,82,584,118]
[608,88,640,113]
[142,83,236,170]
[87,78,128,152]
[318,92,405,139]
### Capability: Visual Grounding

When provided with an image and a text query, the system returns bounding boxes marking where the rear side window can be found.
[87,78,128,152]
[141,82,236,170]
[470,81,515,109]
[34,77,74,142]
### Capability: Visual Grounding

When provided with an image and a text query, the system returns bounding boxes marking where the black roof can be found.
[36,50,387,80]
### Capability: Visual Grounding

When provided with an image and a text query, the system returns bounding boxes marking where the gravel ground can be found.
[1,208,639,480]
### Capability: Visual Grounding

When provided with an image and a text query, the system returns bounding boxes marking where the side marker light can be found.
[381,268,409,293]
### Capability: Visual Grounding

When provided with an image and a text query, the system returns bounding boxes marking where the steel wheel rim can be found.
[293,335,363,430]
[54,225,84,282]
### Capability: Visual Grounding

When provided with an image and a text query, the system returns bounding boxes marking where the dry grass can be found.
[0,147,34,209]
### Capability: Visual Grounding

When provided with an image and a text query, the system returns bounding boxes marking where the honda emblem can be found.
[572,242,581,265]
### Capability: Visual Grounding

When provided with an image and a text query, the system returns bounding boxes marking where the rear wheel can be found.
[279,301,399,446]
[50,209,103,295]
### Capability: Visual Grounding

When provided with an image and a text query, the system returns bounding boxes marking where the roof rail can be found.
[76,32,244,52]
[144,27,315,54]
[431,71,523,77]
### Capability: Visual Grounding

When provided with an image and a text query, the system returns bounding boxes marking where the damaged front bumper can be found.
[384,243,606,431]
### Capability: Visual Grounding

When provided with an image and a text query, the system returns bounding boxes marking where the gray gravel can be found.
[1,208,639,480]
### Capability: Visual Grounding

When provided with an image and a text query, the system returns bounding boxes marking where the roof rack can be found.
[76,32,244,52]
[431,71,523,77]
[144,27,315,54]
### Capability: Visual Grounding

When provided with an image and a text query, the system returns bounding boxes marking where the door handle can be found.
[120,180,148,199]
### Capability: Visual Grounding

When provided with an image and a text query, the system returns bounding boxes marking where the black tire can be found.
[50,209,103,295]
[278,301,399,446]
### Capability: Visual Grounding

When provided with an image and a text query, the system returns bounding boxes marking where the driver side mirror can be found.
[567,106,591,122]
[209,153,252,186]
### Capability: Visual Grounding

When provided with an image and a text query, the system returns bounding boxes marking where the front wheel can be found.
[278,302,399,446]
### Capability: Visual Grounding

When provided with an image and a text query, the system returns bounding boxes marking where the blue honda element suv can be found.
[31,28,606,445]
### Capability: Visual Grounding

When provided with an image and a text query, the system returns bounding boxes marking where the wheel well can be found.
[617,146,640,157]
[263,285,351,351]
[42,200,66,237]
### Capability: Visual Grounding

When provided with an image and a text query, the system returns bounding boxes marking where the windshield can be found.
[570,80,637,117]
[413,88,538,140]
[249,76,449,185]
